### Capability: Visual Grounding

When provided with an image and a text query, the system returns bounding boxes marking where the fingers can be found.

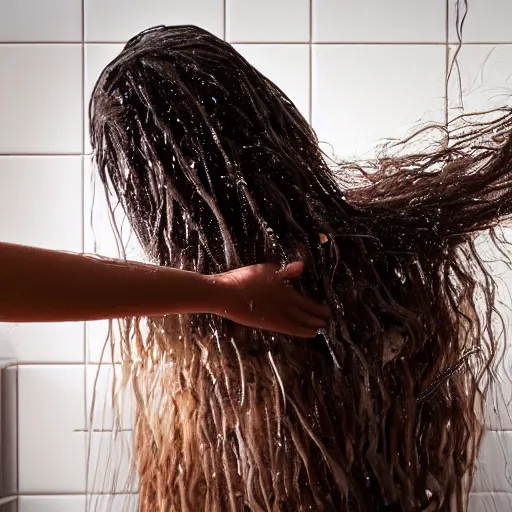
[277,263,330,319]
[289,307,327,330]
[284,323,318,338]
[294,293,331,321]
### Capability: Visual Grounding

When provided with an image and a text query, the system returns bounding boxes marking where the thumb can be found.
[278,261,305,281]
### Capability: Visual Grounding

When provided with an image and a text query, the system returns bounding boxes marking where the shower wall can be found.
[0,0,511,510]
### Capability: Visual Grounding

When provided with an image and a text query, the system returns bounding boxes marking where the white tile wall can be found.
[86,365,134,431]
[0,156,84,363]
[0,0,82,42]
[468,493,512,512]
[83,157,142,260]
[87,495,138,512]
[0,1,509,510]
[85,320,123,365]
[226,0,310,42]
[312,0,446,43]
[18,366,86,493]
[233,44,311,121]
[0,156,83,250]
[18,495,138,512]
[0,46,83,154]
[84,0,224,42]
[87,431,137,494]
[312,45,446,159]
[473,431,512,494]
[19,496,86,512]
[447,44,512,115]
[448,0,512,43]
[84,45,124,155]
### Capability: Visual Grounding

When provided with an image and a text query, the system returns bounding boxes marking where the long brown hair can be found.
[89,23,512,511]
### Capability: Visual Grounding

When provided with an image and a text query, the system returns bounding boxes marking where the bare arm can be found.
[0,242,329,337]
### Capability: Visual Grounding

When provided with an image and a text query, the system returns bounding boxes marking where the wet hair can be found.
[89,24,512,511]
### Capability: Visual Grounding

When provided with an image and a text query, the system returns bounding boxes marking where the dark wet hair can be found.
[90,25,512,511]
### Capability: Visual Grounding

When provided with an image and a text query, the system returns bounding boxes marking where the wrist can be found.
[202,272,235,317]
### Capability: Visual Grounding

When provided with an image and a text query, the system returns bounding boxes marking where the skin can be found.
[0,241,330,338]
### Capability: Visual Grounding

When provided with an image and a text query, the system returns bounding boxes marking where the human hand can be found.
[211,261,330,337]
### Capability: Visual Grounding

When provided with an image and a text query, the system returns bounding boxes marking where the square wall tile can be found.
[19,496,85,512]
[86,364,134,431]
[0,498,17,512]
[86,320,124,365]
[0,166,84,361]
[1,366,18,498]
[85,0,224,42]
[2,322,84,364]
[449,0,512,43]
[0,0,82,42]
[313,0,446,43]
[83,156,143,260]
[18,365,86,493]
[484,376,512,432]
[87,494,138,512]
[473,431,512,493]
[468,492,512,511]
[233,44,310,121]
[0,45,82,154]
[0,156,82,251]
[86,431,137,494]
[481,331,512,432]
[226,0,309,42]
[84,44,124,154]
[0,324,16,360]
[312,45,446,159]
[447,45,512,116]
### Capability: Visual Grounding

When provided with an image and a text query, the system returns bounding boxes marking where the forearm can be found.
[0,242,221,322]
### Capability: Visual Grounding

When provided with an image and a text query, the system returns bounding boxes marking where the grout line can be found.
[1,40,512,46]
[81,159,85,253]
[0,41,83,44]
[81,2,86,158]
[81,0,88,446]
[15,366,19,497]
[223,0,227,40]
[74,429,133,433]
[0,153,83,157]
[0,497,17,506]
[229,41,448,45]
[15,361,89,366]
[308,0,313,125]
[444,0,450,126]
[14,361,124,366]
[19,492,139,497]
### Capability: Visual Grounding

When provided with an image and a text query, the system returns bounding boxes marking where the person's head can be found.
[90,25,348,299]
[90,25,512,512]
